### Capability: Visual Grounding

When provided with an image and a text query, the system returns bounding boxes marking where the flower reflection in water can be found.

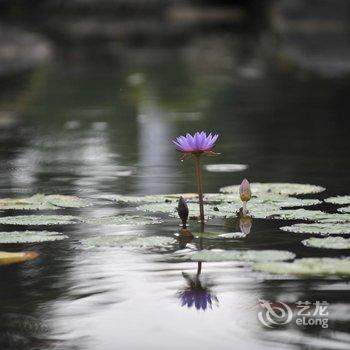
[239,213,253,236]
[177,263,219,311]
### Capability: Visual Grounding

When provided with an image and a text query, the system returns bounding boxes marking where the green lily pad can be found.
[203,193,320,207]
[102,193,198,204]
[194,232,246,239]
[0,195,57,210]
[0,231,68,243]
[85,215,162,226]
[220,183,325,196]
[204,164,248,172]
[0,215,81,225]
[325,196,350,205]
[302,237,350,249]
[136,202,226,218]
[254,258,350,277]
[338,206,350,213]
[280,222,350,235]
[45,195,90,208]
[267,209,350,222]
[81,235,175,248]
[190,249,295,262]
[0,194,89,210]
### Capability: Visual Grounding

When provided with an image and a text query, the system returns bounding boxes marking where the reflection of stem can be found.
[195,155,204,222]
[242,201,247,216]
[197,261,202,275]
[197,220,204,276]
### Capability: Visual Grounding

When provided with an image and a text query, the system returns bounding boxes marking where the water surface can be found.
[0,32,350,350]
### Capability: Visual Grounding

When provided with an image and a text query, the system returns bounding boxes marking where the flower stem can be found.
[195,155,205,222]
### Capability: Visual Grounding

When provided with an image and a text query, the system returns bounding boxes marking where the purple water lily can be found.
[172,131,220,222]
[173,131,219,155]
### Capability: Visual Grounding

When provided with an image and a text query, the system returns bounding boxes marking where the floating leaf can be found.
[45,195,90,208]
[0,231,68,243]
[302,237,350,249]
[254,258,350,277]
[338,206,350,214]
[85,215,162,226]
[0,195,57,210]
[218,232,246,239]
[204,164,248,172]
[280,222,350,235]
[81,235,175,248]
[0,251,39,266]
[325,196,350,205]
[0,215,81,225]
[267,209,350,222]
[137,202,237,219]
[220,183,325,196]
[194,232,245,239]
[100,193,198,204]
[0,194,89,210]
[190,249,295,262]
[203,193,320,207]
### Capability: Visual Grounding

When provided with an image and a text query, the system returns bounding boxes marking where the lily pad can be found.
[45,195,90,208]
[0,231,68,243]
[203,193,320,207]
[0,194,89,210]
[220,183,325,196]
[102,193,198,204]
[280,222,350,235]
[267,209,350,222]
[338,206,350,214]
[204,164,248,172]
[0,215,81,225]
[190,249,295,262]
[85,215,162,226]
[194,232,246,239]
[254,258,350,277]
[325,196,350,205]
[302,237,350,249]
[0,251,39,266]
[81,235,175,248]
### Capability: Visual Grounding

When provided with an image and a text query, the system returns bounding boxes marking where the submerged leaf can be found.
[280,222,350,235]
[204,164,248,172]
[81,235,175,248]
[325,196,350,205]
[0,251,39,266]
[0,231,68,243]
[302,237,350,249]
[85,215,162,226]
[254,258,350,277]
[0,215,81,225]
[190,249,295,262]
[220,183,325,196]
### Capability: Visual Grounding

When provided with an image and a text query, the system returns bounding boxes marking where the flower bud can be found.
[239,178,251,202]
[177,196,189,228]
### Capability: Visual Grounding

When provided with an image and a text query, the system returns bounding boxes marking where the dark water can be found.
[0,31,350,349]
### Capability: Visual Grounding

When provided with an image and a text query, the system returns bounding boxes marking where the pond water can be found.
[0,32,350,350]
